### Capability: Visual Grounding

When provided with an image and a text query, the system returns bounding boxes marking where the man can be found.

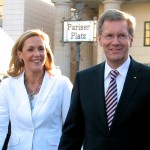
[58,9,150,150]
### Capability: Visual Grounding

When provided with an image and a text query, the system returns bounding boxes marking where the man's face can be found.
[98,20,133,68]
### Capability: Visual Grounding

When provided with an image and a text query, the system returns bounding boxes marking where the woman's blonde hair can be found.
[7,29,55,77]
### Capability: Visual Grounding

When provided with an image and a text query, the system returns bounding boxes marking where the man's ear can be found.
[98,35,102,47]
[130,36,134,47]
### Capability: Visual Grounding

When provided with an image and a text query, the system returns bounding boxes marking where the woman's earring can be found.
[19,59,23,64]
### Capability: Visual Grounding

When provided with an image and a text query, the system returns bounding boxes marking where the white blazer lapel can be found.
[15,73,33,123]
[32,72,57,119]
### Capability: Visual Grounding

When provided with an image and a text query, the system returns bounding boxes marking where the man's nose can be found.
[112,36,120,44]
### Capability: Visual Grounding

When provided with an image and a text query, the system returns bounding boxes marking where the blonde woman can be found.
[0,29,72,150]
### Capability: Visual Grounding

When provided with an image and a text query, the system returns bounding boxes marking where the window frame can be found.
[144,21,150,46]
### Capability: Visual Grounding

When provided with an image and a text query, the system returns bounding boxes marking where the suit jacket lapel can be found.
[32,72,57,119]
[94,63,109,132]
[110,59,144,130]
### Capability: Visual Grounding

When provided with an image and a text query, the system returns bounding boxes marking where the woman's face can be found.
[18,36,47,74]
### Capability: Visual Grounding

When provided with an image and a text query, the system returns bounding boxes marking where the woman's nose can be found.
[34,49,40,56]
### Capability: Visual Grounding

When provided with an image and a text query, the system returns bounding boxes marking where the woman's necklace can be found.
[24,75,43,101]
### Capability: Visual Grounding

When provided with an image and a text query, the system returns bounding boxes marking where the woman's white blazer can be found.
[0,71,72,150]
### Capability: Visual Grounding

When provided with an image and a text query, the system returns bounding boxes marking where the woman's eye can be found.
[38,47,44,51]
[28,48,34,51]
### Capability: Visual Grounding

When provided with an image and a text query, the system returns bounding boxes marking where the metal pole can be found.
[75,42,81,72]
[75,3,83,72]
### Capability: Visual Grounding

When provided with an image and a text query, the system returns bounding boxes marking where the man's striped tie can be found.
[105,70,119,129]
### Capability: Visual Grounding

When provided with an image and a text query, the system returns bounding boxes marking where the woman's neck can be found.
[24,70,45,85]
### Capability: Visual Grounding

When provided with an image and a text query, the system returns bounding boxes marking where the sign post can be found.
[62,20,97,72]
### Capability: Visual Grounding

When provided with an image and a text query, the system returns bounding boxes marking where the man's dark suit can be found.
[58,58,150,150]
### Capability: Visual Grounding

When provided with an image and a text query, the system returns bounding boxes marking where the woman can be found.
[0,29,72,150]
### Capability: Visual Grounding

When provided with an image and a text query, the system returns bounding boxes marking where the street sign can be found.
[63,20,96,42]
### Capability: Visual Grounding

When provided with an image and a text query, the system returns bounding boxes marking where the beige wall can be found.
[122,3,150,64]
[97,5,105,64]
[24,0,55,50]
[2,0,25,40]
[2,0,55,50]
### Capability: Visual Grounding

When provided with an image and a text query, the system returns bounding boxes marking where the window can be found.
[144,22,150,46]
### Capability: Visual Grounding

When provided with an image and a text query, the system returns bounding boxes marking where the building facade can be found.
[0,0,150,82]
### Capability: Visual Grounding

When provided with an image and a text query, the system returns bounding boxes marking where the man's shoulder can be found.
[78,62,105,75]
[131,58,150,71]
